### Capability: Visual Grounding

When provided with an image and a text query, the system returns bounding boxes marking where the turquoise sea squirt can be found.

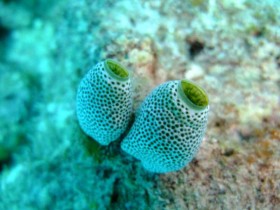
[121,80,209,173]
[76,59,132,145]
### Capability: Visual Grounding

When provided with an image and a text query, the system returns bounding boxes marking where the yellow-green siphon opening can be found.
[178,80,209,110]
[105,59,129,81]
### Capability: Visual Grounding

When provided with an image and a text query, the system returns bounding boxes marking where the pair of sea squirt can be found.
[76,59,209,173]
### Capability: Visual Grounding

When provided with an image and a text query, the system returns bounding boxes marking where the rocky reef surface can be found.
[0,0,279,209]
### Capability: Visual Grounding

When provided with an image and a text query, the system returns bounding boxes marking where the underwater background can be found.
[0,0,279,209]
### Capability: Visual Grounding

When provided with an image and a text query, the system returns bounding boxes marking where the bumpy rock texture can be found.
[76,60,132,145]
[121,80,209,173]
[1,0,280,209]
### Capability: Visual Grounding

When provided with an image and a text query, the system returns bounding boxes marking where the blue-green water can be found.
[0,0,279,209]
